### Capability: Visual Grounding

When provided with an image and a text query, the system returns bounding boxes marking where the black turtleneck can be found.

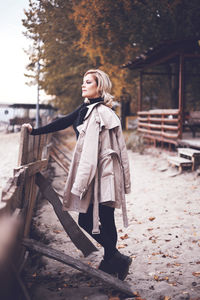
[31,97,103,138]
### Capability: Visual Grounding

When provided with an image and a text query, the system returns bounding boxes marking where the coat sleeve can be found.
[116,126,131,194]
[71,113,100,199]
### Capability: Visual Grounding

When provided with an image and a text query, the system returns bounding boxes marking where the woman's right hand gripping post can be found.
[22,123,33,134]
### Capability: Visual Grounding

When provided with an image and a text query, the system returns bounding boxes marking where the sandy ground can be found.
[1,131,200,299]
[0,132,20,199]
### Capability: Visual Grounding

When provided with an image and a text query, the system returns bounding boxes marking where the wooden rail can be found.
[137,109,181,146]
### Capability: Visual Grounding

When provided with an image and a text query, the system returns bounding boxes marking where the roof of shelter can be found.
[122,39,200,70]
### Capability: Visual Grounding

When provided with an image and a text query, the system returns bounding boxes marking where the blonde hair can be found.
[84,69,114,108]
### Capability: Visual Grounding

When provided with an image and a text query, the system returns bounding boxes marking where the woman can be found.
[24,69,132,280]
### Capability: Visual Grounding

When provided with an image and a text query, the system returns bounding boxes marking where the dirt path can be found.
[1,131,200,299]
[25,146,200,300]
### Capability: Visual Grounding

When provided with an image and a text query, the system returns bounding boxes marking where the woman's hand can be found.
[22,123,33,133]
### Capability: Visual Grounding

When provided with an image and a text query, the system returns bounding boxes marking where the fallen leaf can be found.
[169,282,177,286]
[120,233,129,240]
[117,244,128,249]
[53,230,62,234]
[164,297,171,300]
[154,275,159,281]
[174,263,181,267]
[152,252,160,256]
[32,273,37,278]
[191,185,197,189]
[149,217,156,221]
[165,276,169,281]
[147,228,153,231]
[192,272,200,277]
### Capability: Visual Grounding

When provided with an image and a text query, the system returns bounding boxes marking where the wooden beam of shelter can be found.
[22,238,135,297]
[35,172,97,257]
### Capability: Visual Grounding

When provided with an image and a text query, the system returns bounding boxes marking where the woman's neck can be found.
[88,96,103,104]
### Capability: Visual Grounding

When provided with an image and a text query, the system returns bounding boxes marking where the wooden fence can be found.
[0,126,134,299]
[137,109,181,147]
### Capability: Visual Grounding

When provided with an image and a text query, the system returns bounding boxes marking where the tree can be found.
[23,0,200,112]
[23,0,92,112]
[72,0,200,108]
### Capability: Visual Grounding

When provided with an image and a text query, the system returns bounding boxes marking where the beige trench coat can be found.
[63,102,131,233]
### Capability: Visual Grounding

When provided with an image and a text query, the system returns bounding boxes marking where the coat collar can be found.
[84,101,104,120]
[77,102,120,133]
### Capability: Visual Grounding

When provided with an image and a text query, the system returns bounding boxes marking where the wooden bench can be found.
[184,111,200,137]
[168,147,200,172]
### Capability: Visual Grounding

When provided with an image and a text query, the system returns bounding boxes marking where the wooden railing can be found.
[137,109,181,146]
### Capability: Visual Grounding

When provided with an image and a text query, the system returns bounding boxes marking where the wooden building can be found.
[122,39,200,149]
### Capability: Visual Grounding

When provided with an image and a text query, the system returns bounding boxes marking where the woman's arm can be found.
[25,105,82,135]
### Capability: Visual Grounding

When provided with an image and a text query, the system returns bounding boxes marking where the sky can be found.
[0,0,48,104]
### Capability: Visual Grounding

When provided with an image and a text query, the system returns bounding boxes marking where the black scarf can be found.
[78,97,103,125]
[73,97,103,138]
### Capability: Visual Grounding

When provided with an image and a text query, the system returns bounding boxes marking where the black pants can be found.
[78,204,118,260]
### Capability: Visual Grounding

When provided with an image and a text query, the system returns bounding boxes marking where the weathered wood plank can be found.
[35,172,97,257]
[11,262,31,300]
[27,134,35,163]
[33,135,40,161]
[38,134,47,160]
[23,175,38,237]
[18,125,29,166]
[138,109,179,115]
[51,139,72,163]
[50,151,69,173]
[14,159,48,176]
[22,238,135,297]
[2,169,25,210]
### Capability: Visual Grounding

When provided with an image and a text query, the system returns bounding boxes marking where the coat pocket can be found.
[100,174,115,203]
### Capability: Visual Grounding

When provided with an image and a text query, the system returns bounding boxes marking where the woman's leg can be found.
[78,204,132,280]
[78,204,118,259]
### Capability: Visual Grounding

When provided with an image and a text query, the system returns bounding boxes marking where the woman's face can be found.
[82,74,100,99]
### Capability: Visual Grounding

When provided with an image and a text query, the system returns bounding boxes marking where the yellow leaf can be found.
[154,275,159,281]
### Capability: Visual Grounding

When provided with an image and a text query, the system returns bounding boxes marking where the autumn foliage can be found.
[22,0,200,112]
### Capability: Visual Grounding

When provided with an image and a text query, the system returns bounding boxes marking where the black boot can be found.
[98,252,132,280]
[98,259,117,276]
[107,251,132,280]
